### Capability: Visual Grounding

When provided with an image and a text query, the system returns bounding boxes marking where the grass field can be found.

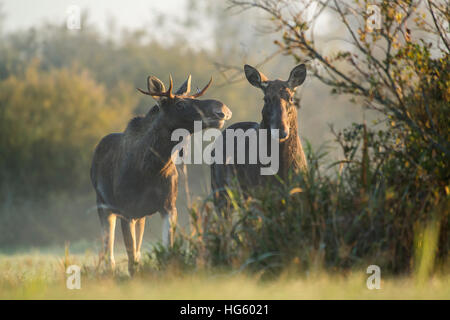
[1,252,449,300]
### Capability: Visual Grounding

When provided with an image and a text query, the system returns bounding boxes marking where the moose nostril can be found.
[214,105,231,120]
[280,130,289,139]
[215,111,225,119]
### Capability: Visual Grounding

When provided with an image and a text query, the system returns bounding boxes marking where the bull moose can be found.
[91,74,232,274]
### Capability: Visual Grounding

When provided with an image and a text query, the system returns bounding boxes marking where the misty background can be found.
[0,0,368,253]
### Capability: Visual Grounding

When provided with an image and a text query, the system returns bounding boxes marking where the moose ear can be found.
[175,74,191,95]
[286,64,307,89]
[147,76,166,101]
[244,64,268,89]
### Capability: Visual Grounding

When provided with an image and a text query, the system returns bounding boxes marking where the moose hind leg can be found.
[135,217,145,262]
[121,218,137,276]
[98,206,117,270]
[161,208,177,248]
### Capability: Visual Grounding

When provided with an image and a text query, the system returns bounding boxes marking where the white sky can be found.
[1,0,337,52]
[1,0,219,49]
[1,0,186,32]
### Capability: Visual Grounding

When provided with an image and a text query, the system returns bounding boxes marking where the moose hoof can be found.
[128,261,139,276]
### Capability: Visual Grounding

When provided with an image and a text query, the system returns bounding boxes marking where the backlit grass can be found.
[0,253,448,300]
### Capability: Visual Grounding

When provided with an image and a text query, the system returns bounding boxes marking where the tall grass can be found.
[148,123,448,279]
[1,253,449,299]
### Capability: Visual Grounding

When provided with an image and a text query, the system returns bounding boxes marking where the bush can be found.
[155,122,448,277]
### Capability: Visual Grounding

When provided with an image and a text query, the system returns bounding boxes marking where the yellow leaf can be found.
[289,187,303,195]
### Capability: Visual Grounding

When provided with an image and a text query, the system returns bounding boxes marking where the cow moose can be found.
[211,64,308,209]
[91,74,232,274]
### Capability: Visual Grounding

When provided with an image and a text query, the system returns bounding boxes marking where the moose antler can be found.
[189,77,213,98]
[137,75,212,99]
[137,75,174,99]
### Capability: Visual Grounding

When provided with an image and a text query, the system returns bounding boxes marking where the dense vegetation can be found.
[148,0,449,277]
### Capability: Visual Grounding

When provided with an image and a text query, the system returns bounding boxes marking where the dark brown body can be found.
[91,112,179,219]
[91,75,231,274]
[211,65,308,208]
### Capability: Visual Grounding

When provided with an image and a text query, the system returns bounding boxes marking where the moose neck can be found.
[261,106,306,178]
[140,112,181,175]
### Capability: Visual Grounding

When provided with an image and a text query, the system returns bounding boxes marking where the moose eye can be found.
[281,92,292,103]
[176,101,187,110]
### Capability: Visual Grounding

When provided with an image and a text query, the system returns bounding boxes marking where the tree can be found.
[225,0,449,272]
[0,62,133,195]
[229,0,449,189]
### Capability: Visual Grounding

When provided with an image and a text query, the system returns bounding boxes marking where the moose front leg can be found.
[120,218,137,276]
[98,209,117,271]
[161,208,177,248]
[135,217,146,262]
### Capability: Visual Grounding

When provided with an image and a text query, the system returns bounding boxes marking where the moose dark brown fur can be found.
[91,74,231,274]
[211,64,308,208]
